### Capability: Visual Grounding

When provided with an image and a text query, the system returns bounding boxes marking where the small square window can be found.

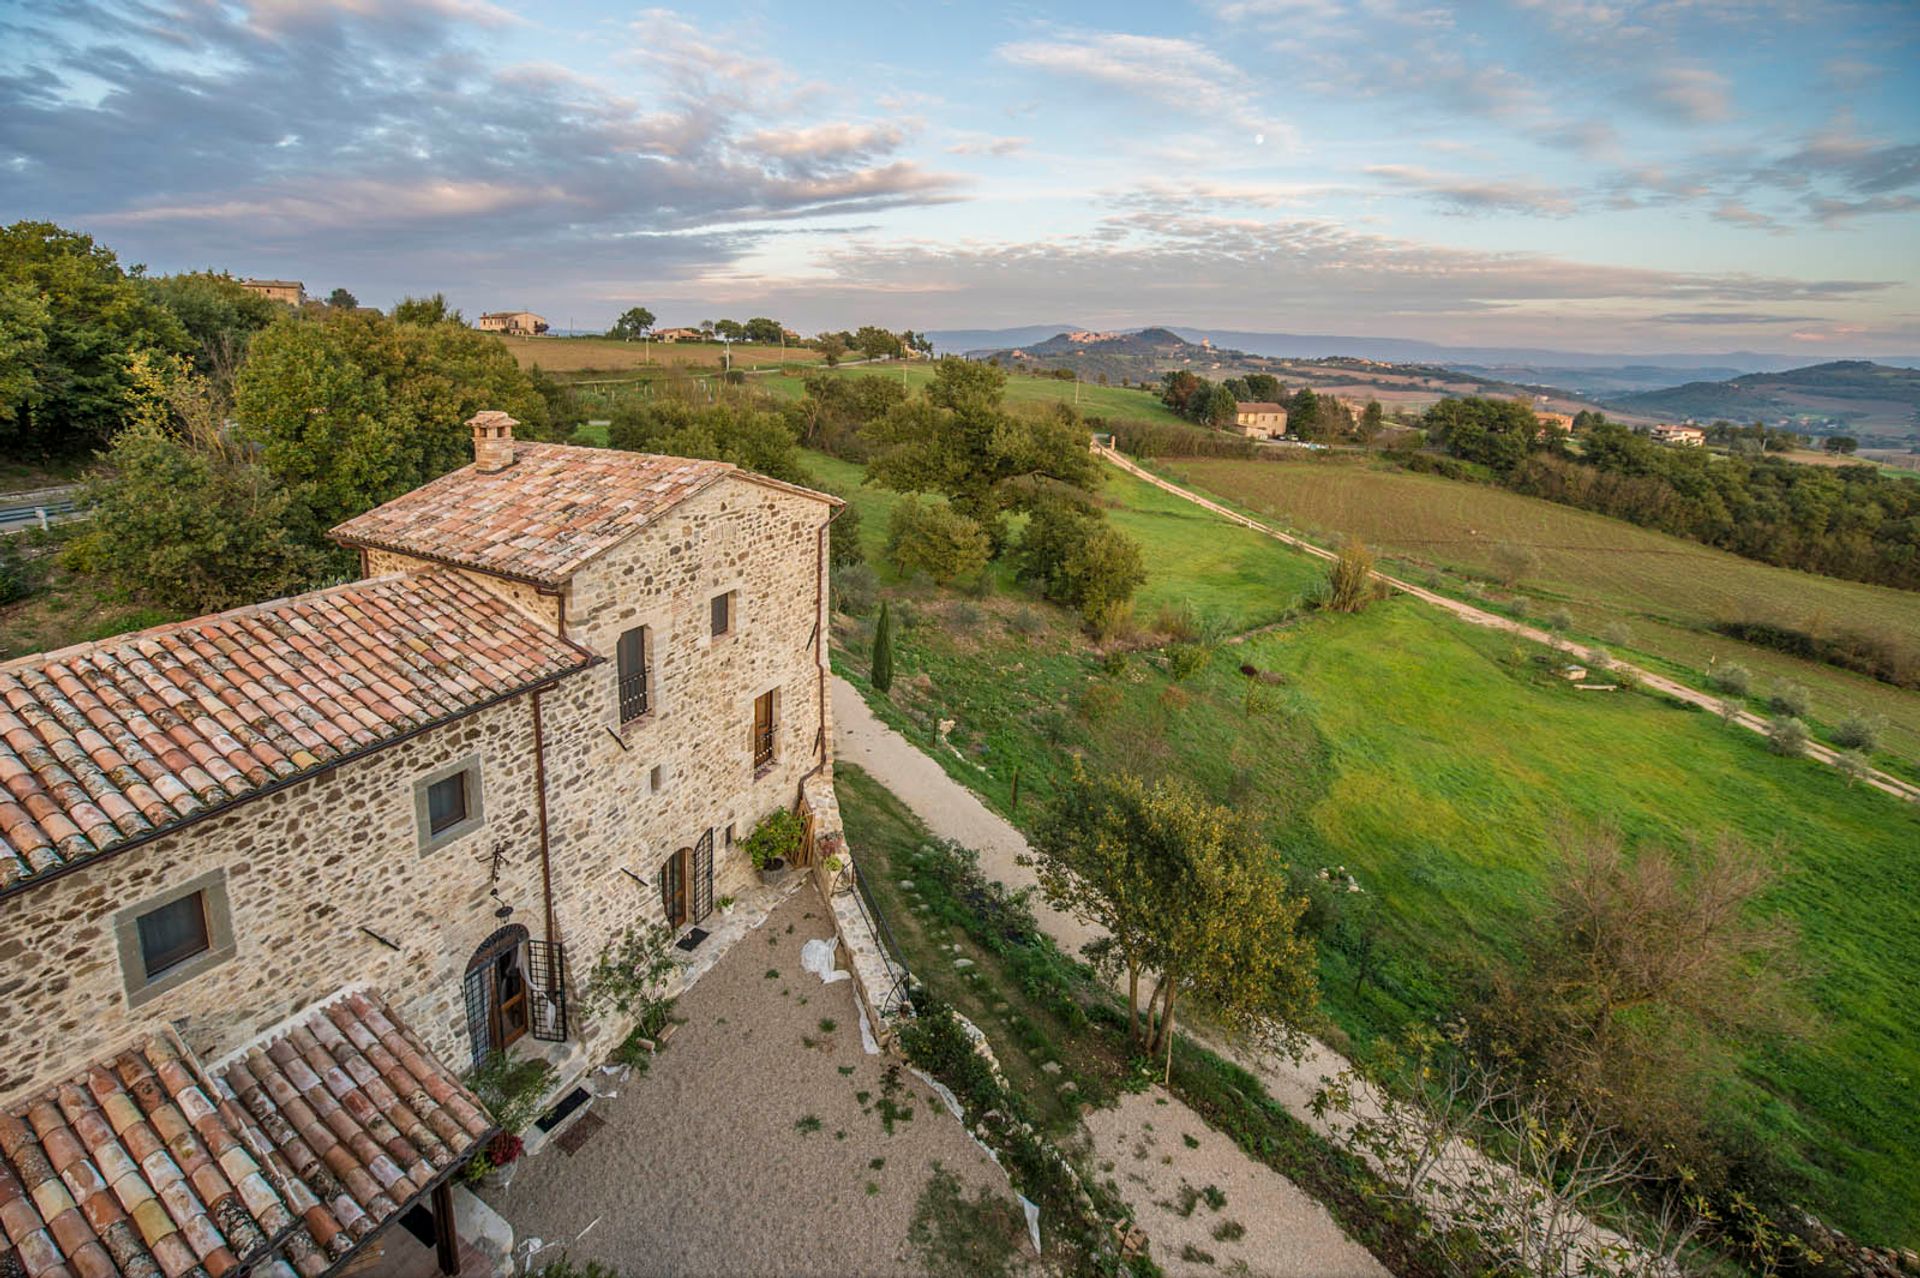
[650,764,666,793]
[427,772,469,834]
[137,894,210,980]
[710,591,734,638]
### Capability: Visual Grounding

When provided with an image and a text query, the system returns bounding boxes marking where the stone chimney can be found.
[469,410,517,473]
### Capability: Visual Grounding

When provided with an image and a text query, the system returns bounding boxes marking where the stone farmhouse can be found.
[651,327,708,342]
[238,279,306,307]
[475,311,548,337]
[1651,423,1707,446]
[0,414,842,1275]
[1232,401,1289,439]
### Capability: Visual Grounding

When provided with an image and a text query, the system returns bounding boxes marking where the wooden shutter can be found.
[617,626,649,722]
[693,829,714,923]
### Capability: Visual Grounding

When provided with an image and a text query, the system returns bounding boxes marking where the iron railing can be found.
[752,724,776,770]
[617,670,650,723]
[850,861,912,1017]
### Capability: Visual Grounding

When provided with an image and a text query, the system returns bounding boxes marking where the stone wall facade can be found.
[0,472,836,1101]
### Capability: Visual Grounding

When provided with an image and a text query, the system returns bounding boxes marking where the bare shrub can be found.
[1323,539,1378,614]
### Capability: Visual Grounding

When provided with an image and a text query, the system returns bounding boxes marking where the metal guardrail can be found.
[0,499,80,531]
[849,861,913,1016]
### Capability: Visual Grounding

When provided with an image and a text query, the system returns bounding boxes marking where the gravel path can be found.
[833,680,1389,1277]
[485,891,1018,1277]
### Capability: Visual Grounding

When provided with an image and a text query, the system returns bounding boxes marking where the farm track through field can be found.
[1095,444,1920,805]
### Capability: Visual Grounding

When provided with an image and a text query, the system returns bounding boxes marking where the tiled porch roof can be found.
[0,572,594,893]
[328,442,839,589]
[0,991,495,1278]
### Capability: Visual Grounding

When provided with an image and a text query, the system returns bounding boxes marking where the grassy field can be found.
[762,362,1191,426]
[1161,455,1920,771]
[493,334,823,375]
[822,452,1920,1247]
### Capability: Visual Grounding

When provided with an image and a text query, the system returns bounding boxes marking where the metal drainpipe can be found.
[531,686,558,945]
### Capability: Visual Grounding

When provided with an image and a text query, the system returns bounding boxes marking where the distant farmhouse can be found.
[1651,423,1707,446]
[654,326,708,342]
[1535,409,1577,432]
[1233,401,1289,440]
[478,310,549,336]
[239,277,305,306]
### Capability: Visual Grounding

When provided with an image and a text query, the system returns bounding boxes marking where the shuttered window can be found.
[617,625,650,723]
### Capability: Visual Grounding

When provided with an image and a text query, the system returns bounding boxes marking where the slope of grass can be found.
[495,334,821,374]
[1163,455,1920,771]
[828,468,1920,1245]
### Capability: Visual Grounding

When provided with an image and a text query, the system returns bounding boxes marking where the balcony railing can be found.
[752,725,776,770]
[618,670,650,723]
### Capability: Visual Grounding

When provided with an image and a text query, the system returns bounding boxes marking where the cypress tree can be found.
[871,600,894,692]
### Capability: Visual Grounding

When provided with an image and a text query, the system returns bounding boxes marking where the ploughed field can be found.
[816,449,1920,1248]
[1162,455,1920,774]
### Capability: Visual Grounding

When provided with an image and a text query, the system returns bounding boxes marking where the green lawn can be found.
[1162,455,1920,775]
[825,450,1920,1247]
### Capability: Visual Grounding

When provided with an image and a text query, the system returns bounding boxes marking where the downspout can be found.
[796,504,846,803]
[531,686,557,945]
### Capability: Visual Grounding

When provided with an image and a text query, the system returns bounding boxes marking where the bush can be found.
[828,499,865,568]
[1601,620,1634,647]
[1016,492,1146,632]
[1709,661,1752,698]
[1322,539,1377,614]
[1767,681,1810,719]
[1831,711,1883,753]
[831,561,878,615]
[1490,542,1538,587]
[1152,600,1202,641]
[743,808,803,869]
[1167,643,1210,682]
[1767,715,1809,757]
[1545,606,1575,633]
[886,499,990,585]
[465,1051,556,1136]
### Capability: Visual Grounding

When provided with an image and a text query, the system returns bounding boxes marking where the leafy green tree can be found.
[1823,435,1858,455]
[66,354,322,612]
[605,398,806,484]
[1423,396,1539,472]
[391,292,463,325]
[866,359,1099,548]
[327,287,358,309]
[854,325,904,360]
[1199,383,1238,427]
[1358,400,1385,444]
[712,318,746,341]
[886,499,990,584]
[1243,372,1282,401]
[871,600,894,692]
[609,306,656,339]
[1035,769,1315,1080]
[233,308,545,535]
[742,316,784,344]
[0,220,191,456]
[1159,369,1202,417]
[141,272,281,386]
[1015,491,1144,633]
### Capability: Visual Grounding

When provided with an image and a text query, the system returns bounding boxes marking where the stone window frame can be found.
[611,605,672,732]
[414,753,486,853]
[115,867,237,1009]
[698,578,746,651]
[746,683,782,778]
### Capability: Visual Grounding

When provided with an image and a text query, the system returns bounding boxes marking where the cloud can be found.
[1365,165,1578,216]
[945,134,1030,157]
[1708,199,1780,230]
[1653,311,1821,325]
[996,31,1288,141]
[1644,65,1733,124]
[0,0,964,304]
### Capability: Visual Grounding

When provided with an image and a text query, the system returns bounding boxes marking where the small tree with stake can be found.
[871,599,894,692]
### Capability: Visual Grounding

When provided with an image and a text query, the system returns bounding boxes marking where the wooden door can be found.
[489,949,529,1049]
[661,848,691,929]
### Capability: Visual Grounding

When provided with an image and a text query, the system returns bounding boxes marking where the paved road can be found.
[1097,444,1920,805]
[832,679,1391,1278]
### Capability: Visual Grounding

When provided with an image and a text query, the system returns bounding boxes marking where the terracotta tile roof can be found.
[0,991,493,1278]
[0,572,594,893]
[1235,401,1287,413]
[330,442,836,588]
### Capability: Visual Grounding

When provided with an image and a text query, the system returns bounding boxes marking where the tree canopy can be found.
[609,306,656,339]
[141,271,282,386]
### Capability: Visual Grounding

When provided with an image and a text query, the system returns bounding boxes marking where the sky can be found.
[3,0,1918,355]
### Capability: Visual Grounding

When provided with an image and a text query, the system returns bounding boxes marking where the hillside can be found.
[1607,360,1920,436]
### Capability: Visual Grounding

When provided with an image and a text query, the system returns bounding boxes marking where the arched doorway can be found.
[463,924,530,1063]
[658,830,714,930]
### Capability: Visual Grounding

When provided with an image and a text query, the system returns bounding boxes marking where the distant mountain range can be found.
[1605,361,1920,435]
[924,324,1919,396]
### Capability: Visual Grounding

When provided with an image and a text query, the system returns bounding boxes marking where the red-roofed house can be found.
[0,414,843,1275]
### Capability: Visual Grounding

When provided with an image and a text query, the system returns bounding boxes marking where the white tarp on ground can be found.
[801,936,850,984]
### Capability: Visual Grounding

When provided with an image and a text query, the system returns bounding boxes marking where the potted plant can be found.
[718,894,737,916]
[744,809,803,882]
